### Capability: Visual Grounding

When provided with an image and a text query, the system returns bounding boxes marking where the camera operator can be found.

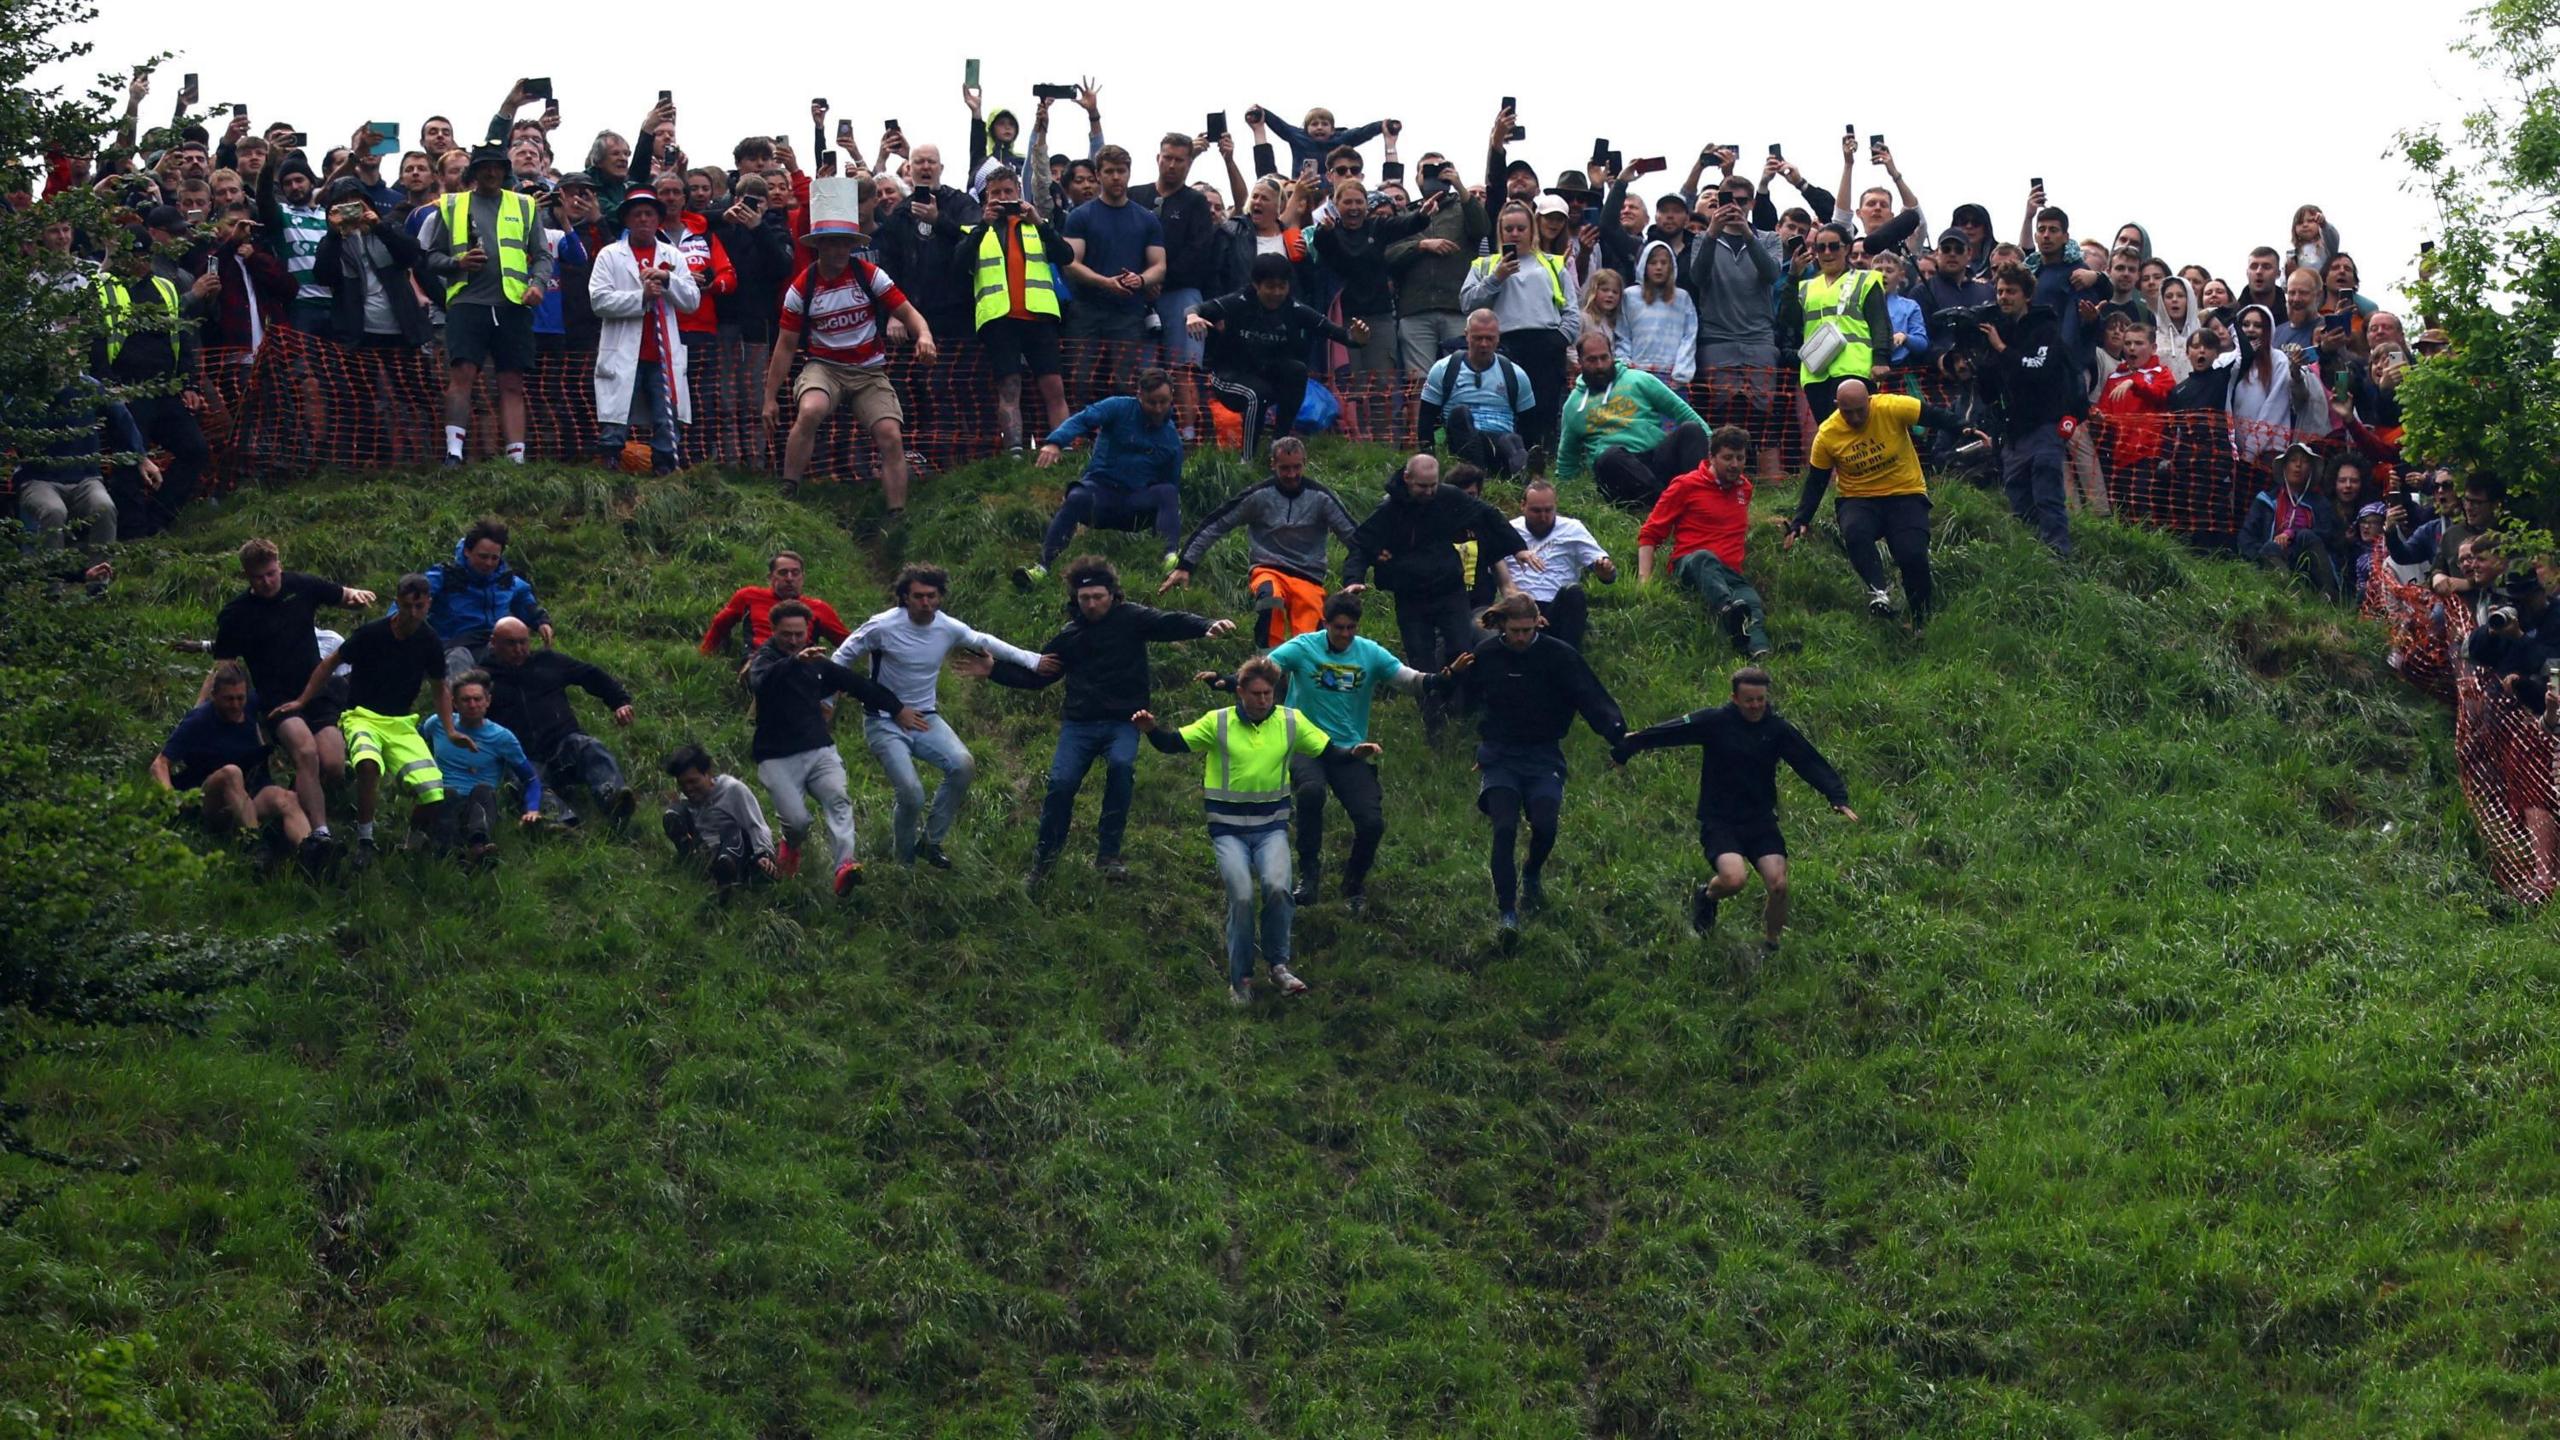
[2466,571,2560,714]
[1973,262,2085,556]
[310,177,429,350]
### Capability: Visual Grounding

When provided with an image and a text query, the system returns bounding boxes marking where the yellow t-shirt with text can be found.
[1807,392,1928,499]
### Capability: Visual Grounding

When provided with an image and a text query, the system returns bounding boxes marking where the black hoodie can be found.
[1612,702,1848,823]
[1451,632,1627,748]
[1343,470,1529,600]
[1980,302,2087,438]
[992,597,1218,723]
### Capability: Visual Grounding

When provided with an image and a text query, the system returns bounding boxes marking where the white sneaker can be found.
[1270,964,1309,996]
[1227,981,1254,1007]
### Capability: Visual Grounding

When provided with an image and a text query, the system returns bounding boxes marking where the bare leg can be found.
[1706,854,1751,900]
[873,418,910,510]
[277,717,330,831]
[995,374,1024,449]
[783,392,831,482]
[1037,375,1071,434]
[312,725,347,787]
[253,786,313,845]
[444,362,480,433]
[203,765,256,831]
[1756,855,1791,944]
[354,759,382,826]
[496,372,530,449]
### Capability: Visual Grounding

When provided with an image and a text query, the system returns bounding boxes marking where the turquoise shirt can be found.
[1266,632,1409,748]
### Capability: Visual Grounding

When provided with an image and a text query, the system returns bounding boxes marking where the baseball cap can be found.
[1937,229,1971,250]
[1533,194,1567,218]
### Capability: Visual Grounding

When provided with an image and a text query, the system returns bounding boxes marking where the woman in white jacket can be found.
[2226,302,2331,466]
[2150,274,2201,382]
[588,192,700,474]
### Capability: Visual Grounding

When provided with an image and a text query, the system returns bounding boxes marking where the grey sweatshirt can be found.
[1176,478,1361,584]
[1689,227,1782,347]
[416,188,557,307]
[678,773,773,862]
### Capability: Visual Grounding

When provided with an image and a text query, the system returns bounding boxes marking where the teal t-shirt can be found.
[1267,632,1407,748]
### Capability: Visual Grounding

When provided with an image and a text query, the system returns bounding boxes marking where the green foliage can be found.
[2397,0,2560,525]
[0,449,2554,1435]
[0,1334,176,1439]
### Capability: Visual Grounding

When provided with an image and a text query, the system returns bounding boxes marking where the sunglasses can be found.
[1812,241,1845,253]
[1329,164,1361,175]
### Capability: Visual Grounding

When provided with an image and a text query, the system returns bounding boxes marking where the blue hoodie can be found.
[402,536,551,646]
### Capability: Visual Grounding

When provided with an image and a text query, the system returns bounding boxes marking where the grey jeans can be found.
[17,477,117,550]
[1398,310,1468,374]
[756,745,858,870]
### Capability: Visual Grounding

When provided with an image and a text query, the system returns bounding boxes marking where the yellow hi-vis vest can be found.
[1799,267,1879,382]
[98,274,184,366]
[1468,249,1570,310]
[437,190,536,304]
[972,218,1062,329]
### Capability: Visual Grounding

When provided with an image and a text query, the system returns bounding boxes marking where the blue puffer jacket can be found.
[403,536,550,646]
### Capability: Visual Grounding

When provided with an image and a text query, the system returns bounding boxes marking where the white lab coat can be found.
[589,236,702,424]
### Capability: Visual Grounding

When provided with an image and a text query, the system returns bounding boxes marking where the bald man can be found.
[480,615,640,827]
[1345,452,1539,740]
[1783,377,1987,626]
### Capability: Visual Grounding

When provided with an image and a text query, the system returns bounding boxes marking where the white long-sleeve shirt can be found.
[832,607,1042,713]
[1505,515,1610,603]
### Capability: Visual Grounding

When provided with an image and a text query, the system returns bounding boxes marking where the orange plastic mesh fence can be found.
[2365,547,2559,903]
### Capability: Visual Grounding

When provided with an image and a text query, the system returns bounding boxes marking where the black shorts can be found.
[263,693,343,736]
[1701,818,1787,863]
[444,302,537,374]
[979,316,1062,379]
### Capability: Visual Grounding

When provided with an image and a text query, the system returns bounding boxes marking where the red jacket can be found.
[1639,464,1752,571]
[700,587,850,654]
[2097,354,2175,465]
[669,210,736,335]
[205,241,293,352]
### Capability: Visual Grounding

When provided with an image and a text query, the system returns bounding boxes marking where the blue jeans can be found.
[596,359,680,462]
[864,712,975,859]
[1211,827,1294,984]
[1155,286,1204,365]
[535,732,627,824]
[1041,482,1184,565]
[1037,719,1139,860]
[2001,423,2070,556]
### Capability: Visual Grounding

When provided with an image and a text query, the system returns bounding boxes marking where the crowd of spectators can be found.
[12,67,2551,725]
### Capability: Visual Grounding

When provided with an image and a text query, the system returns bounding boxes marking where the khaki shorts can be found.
[794,359,904,430]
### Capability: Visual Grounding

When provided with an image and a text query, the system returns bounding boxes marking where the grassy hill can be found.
[3,444,2556,1437]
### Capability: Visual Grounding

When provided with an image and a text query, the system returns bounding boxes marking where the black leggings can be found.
[1294,751,1385,893]
[1804,376,1846,425]
[1208,361,1309,457]
[1483,788,1560,911]
[1837,494,1934,621]
[1592,422,1710,510]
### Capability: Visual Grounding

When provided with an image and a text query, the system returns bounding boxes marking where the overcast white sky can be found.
[66,4,2486,310]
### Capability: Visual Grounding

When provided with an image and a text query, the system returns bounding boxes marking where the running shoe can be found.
[1270,965,1309,996]
[1867,587,1895,618]
[832,859,864,895]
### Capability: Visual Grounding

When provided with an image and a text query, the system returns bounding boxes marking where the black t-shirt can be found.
[339,616,446,717]
[214,572,344,708]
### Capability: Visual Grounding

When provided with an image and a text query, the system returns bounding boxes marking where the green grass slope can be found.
[4,446,2557,1437]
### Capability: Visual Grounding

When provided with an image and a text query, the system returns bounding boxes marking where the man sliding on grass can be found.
[1613,665,1857,956]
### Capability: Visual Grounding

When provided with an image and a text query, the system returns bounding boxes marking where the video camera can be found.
[1931,303,2003,355]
